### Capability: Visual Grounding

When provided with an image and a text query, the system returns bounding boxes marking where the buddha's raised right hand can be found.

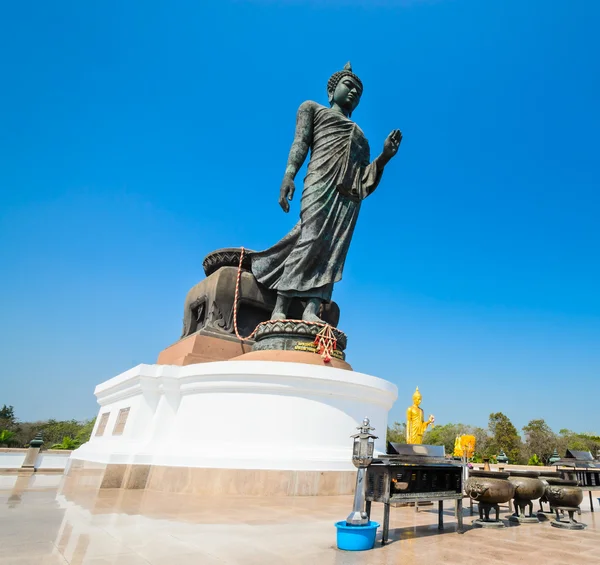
[279,176,295,213]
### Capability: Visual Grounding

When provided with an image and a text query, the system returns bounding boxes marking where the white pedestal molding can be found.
[72,361,397,472]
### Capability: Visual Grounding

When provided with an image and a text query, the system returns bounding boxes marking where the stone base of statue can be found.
[252,320,347,358]
[72,247,391,497]
[233,349,352,370]
[67,360,397,496]
[157,248,342,366]
[157,332,253,366]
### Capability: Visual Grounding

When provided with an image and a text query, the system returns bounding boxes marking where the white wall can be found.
[36,452,71,469]
[0,452,26,469]
[0,450,71,471]
[71,361,398,472]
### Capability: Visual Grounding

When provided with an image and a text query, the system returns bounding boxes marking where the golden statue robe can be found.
[406,404,429,444]
[453,435,463,457]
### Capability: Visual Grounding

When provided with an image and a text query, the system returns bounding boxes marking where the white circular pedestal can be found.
[72,361,398,472]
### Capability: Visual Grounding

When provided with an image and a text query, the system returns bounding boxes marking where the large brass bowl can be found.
[545,478,583,508]
[538,471,563,510]
[509,470,545,502]
[466,471,515,504]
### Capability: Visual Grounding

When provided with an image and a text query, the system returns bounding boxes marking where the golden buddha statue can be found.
[406,387,435,444]
[453,435,462,457]
[453,434,476,458]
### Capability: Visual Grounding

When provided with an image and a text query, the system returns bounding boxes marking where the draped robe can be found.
[251,102,383,301]
[406,405,429,445]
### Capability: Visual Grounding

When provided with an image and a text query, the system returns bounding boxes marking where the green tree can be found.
[0,418,96,449]
[5,418,96,448]
[528,454,543,466]
[557,429,600,456]
[13,421,43,448]
[578,433,600,457]
[420,423,491,459]
[387,421,406,444]
[0,405,17,431]
[0,405,15,420]
[75,418,96,445]
[472,453,498,464]
[423,423,463,454]
[488,412,523,464]
[472,426,492,459]
[50,436,80,450]
[522,419,557,464]
[0,429,18,447]
[38,420,84,446]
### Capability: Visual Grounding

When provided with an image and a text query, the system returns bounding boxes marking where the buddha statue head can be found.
[412,387,422,407]
[327,62,363,116]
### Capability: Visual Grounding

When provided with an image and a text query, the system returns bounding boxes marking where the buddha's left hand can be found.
[383,129,402,160]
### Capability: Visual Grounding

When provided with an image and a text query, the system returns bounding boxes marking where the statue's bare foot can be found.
[302,311,325,323]
[270,294,291,321]
[302,298,325,323]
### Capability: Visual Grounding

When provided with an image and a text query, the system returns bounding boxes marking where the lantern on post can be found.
[346,418,378,526]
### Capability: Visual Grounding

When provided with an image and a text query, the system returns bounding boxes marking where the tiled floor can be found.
[1,474,598,564]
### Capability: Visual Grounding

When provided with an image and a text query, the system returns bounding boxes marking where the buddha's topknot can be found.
[327,61,363,96]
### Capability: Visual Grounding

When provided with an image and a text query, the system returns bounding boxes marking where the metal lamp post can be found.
[346,418,377,526]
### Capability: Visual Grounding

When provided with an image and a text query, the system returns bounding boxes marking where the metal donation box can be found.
[365,443,464,544]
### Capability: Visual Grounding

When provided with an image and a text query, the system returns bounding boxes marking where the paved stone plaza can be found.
[0,474,598,565]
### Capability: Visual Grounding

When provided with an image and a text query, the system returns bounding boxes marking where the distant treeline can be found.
[0,405,95,450]
[387,412,600,465]
[2,403,598,462]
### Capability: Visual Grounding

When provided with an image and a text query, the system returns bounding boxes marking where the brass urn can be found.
[465,470,515,528]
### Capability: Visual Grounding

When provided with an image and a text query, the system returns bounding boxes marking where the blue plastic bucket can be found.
[335,521,380,551]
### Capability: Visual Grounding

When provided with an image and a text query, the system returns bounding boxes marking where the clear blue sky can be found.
[1,0,598,436]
